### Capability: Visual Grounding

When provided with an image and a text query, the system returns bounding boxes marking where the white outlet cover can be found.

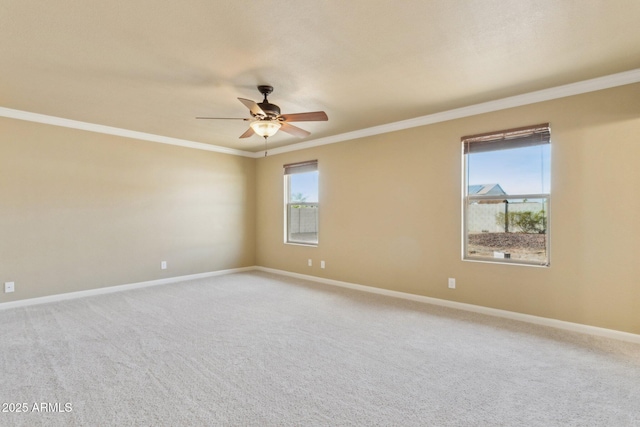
[321,260,325,269]
[308,259,312,267]
[448,278,456,289]
[161,261,167,270]
[5,282,15,293]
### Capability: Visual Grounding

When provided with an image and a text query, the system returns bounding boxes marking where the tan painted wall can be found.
[256,83,640,334]
[0,118,255,301]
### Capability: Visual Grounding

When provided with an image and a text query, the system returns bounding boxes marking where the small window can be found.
[463,124,551,266]
[284,160,318,245]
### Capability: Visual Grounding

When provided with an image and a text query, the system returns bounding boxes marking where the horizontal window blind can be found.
[284,160,318,175]
[462,123,550,154]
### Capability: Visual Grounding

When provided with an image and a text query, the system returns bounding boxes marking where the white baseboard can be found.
[255,266,640,345]
[0,266,255,311]
[3,265,638,345]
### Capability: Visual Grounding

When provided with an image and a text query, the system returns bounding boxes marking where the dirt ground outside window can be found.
[467,232,547,263]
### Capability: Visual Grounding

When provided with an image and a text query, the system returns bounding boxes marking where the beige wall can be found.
[0,118,255,301]
[256,83,640,335]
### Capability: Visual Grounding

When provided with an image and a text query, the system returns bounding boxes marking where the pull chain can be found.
[264,136,268,157]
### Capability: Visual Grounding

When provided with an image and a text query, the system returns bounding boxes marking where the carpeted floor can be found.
[1,271,639,426]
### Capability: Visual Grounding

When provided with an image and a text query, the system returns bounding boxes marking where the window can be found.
[284,160,318,245]
[463,124,551,266]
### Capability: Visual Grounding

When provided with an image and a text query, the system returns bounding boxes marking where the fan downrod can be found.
[257,85,274,99]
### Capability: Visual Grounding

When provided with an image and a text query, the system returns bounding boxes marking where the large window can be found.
[284,160,318,245]
[463,124,551,266]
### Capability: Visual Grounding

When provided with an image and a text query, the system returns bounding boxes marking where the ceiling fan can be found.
[196,85,328,142]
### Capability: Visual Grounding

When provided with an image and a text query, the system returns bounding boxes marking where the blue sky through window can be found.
[289,171,318,202]
[467,145,550,195]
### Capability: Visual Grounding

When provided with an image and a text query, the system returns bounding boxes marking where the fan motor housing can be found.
[256,85,280,118]
[258,102,281,118]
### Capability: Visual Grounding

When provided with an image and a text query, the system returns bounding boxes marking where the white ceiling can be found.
[2,1,640,153]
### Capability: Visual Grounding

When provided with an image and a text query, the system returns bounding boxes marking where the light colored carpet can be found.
[1,271,639,426]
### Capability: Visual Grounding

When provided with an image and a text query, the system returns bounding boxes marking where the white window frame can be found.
[462,124,551,266]
[284,160,319,246]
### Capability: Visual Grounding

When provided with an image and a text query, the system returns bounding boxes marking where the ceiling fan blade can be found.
[280,111,328,122]
[238,98,266,117]
[195,117,249,120]
[239,127,255,139]
[280,122,311,138]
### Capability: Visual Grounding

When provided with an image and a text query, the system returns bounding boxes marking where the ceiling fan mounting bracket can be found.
[257,85,274,97]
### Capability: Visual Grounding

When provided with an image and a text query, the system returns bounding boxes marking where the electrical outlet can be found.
[161,261,167,270]
[320,260,325,269]
[308,259,312,267]
[5,282,15,293]
[448,278,456,289]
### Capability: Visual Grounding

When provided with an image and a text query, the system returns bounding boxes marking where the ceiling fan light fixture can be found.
[250,120,281,138]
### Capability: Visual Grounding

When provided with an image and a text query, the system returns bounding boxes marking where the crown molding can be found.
[3,68,639,159]
[0,107,255,158]
[259,68,640,157]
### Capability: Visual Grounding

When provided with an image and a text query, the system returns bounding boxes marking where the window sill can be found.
[463,257,549,268]
[285,241,318,247]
